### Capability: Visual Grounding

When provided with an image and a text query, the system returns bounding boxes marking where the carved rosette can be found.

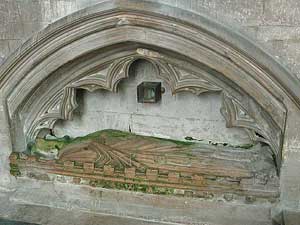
[25,48,284,169]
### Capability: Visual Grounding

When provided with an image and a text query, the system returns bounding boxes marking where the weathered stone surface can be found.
[1,177,273,225]
[263,0,300,25]
[1,0,300,224]
[0,219,37,225]
[0,196,175,225]
[0,0,298,83]
[54,60,250,145]
[19,129,277,199]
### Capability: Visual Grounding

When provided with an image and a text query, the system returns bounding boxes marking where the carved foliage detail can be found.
[27,49,221,141]
[157,64,222,95]
[26,48,284,168]
[221,92,282,167]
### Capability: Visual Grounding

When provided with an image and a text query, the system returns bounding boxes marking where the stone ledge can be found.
[2,177,274,225]
[0,200,176,225]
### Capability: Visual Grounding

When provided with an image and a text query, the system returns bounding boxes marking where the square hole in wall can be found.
[137,82,162,103]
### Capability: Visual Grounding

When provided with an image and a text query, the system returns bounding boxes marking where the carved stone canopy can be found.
[1,0,299,171]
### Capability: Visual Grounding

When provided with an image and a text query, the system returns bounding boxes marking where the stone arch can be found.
[0,0,299,170]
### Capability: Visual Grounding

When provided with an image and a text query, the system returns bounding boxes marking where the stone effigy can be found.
[10,129,278,202]
[1,0,300,224]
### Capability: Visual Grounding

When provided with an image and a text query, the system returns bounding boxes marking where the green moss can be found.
[35,139,68,151]
[71,131,104,143]
[133,177,144,182]
[75,129,195,147]
[102,181,114,189]
[74,161,83,167]
[189,139,254,150]
[233,143,254,149]
[91,178,175,196]
[152,137,195,146]
[130,153,137,160]
[30,129,198,154]
[150,186,175,195]
[29,129,254,156]
[102,129,133,138]
[10,163,21,177]
[73,129,133,143]
[30,130,134,153]
[113,163,125,171]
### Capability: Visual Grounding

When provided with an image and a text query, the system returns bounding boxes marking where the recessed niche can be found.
[137,82,162,103]
[53,59,251,145]
[10,59,279,201]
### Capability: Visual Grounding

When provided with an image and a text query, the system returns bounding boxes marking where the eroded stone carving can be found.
[9,129,279,200]
[2,2,300,223]
[24,48,284,170]
[0,1,292,174]
[221,92,283,168]
[26,48,223,141]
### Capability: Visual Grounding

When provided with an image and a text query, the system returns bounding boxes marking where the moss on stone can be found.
[150,186,175,195]
[30,129,197,153]
[29,129,254,155]
[151,137,195,146]
[10,163,21,177]
[233,143,254,149]
[91,178,175,195]
[35,139,68,152]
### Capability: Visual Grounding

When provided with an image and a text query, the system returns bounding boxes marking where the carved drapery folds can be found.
[24,48,284,170]
[0,0,294,171]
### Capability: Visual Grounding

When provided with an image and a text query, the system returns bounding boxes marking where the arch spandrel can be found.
[0,0,298,171]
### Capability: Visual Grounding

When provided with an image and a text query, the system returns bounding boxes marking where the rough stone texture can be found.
[0,195,177,225]
[0,178,273,225]
[1,1,300,225]
[0,95,15,191]
[0,0,299,147]
[0,0,298,146]
[54,60,250,144]
[1,0,300,80]
[0,219,37,225]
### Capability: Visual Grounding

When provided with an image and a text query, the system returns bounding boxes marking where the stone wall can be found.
[1,1,300,224]
[1,0,300,79]
[1,0,300,145]
[54,60,250,144]
[0,0,300,143]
